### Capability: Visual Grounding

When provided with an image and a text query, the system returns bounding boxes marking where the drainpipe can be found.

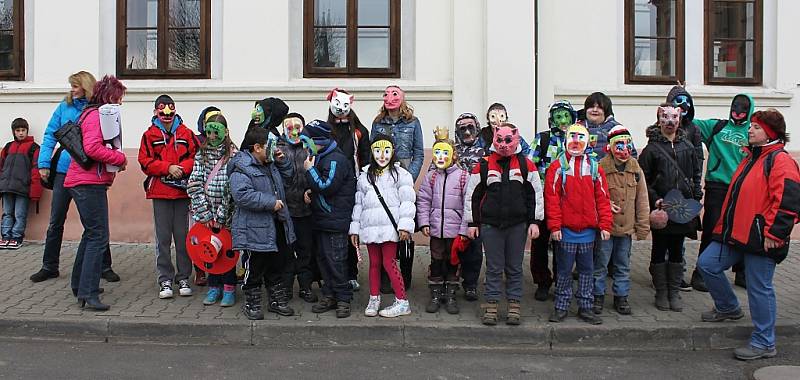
[534,0,539,134]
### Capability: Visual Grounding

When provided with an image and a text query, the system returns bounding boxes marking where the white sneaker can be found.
[365,295,380,317]
[379,298,411,318]
[159,280,174,299]
[178,279,193,296]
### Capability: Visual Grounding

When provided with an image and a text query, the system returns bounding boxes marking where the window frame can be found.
[116,0,211,80]
[303,0,401,78]
[0,0,24,81]
[624,0,685,85]
[704,0,763,86]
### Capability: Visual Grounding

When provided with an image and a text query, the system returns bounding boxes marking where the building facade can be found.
[0,0,797,242]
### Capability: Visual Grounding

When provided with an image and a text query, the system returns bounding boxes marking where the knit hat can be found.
[301,119,333,148]
[607,125,631,145]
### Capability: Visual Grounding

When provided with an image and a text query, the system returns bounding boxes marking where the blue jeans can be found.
[593,236,632,297]
[1,193,29,241]
[41,173,112,273]
[555,241,594,311]
[698,241,777,349]
[68,185,110,299]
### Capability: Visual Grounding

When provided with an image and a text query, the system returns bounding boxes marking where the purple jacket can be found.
[416,165,469,238]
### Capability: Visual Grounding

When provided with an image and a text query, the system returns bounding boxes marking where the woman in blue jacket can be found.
[29,71,118,285]
[371,86,424,182]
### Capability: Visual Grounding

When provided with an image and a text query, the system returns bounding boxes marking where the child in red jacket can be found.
[0,118,42,249]
[138,95,200,299]
[545,124,612,325]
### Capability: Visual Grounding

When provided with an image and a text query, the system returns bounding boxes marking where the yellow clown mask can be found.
[371,139,394,168]
[432,141,455,169]
[566,124,589,156]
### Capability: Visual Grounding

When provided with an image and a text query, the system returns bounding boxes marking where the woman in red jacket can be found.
[698,109,800,361]
[64,76,128,311]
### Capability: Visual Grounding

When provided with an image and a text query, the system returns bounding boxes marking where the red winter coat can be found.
[137,116,200,199]
[0,136,42,201]
[713,142,800,263]
[545,154,613,233]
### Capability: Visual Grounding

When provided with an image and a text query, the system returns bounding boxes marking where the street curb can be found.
[1,317,798,351]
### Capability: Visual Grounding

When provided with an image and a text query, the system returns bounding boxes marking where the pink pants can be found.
[367,242,406,299]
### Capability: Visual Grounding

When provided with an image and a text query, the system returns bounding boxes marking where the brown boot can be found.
[506,300,521,325]
[481,301,498,326]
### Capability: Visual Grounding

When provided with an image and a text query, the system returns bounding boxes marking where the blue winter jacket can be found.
[305,141,356,233]
[38,97,88,174]
[228,150,296,252]
[371,116,425,181]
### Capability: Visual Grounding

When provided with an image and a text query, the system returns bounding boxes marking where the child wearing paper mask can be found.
[476,103,531,156]
[349,134,416,318]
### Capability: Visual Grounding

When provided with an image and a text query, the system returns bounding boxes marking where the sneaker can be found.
[220,289,236,307]
[178,279,193,296]
[379,298,411,318]
[679,279,693,292]
[734,345,777,361]
[101,269,121,282]
[364,295,380,317]
[335,301,351,318]
[159,281,174,299]
[701,308,745,322]
[549,308,568,323]
[312,297,337,314]
[30,269,59,283]
[0,239,9,249]
[349,279,360,291]
[578,308,603,325]
[203,287,221,305]
[5,240,21,250]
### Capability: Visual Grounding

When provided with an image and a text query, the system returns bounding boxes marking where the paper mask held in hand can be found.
[327,88,354,118]
[492,124,520,157]
[299,135,318,157]
[282,117,304,144]
[658,105,681,134]
[371,139,394,168]
[565,124,589,156]
[204,122,227,148]
[265,132,278,163]
[383,86,405,111]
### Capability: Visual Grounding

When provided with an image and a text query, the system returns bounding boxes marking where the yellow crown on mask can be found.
[433,126,450,142]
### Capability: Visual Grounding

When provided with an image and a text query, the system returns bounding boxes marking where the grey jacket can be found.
[228,151,296,252]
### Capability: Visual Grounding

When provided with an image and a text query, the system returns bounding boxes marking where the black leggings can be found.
[651,232,685,264]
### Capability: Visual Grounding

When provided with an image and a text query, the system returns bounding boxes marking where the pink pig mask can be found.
[658,106,681,134]
[383,86,405,111]
[492,126,520,157]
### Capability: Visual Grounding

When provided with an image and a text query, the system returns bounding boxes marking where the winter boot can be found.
[667,263,684,312]
[592,295,605,315]
[444,283,460,315]
[242,287,264,320]
[613,295,631,315]
[267,284,295,316]
[506,300,521,325]
[691,269,709,292]
[649,263,670,311]
[481,301,498,326]
[425,284,443,313]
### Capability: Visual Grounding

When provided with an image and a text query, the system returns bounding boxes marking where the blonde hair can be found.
[65,71,97,105]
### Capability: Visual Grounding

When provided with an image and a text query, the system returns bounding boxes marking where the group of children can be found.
[8,83,760,327]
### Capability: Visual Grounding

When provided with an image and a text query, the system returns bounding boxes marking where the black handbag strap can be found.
[370,179,398,231]
[649,141,695,197]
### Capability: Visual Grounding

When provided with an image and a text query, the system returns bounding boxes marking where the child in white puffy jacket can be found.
[349,134,416,318]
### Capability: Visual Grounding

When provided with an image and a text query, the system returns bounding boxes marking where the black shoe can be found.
[534,285,550,302]
[691,270,709,292]
[701,308,745,322]
[578,308,603,325]
[72,288,104,297]
[613,296,631,315]
[312,296,337,313]
[734,271,747,289]
[335,301,351,318]
[79,297,110,311]
[242,288,264,320]
[425,284,443,313]
[548,309,568,323]
[679,279,692,292]
[592,295,604,314]
[299,288,318,303]
[101,269,121,282]
[30,269,59,283]
[463,287,478,301]
[267,285,294,316]
[444,284,459,315]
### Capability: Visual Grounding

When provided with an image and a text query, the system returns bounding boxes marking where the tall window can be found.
[705,0,762,85]
[303,0,400,78]
[116,0,210,79]
[625,0,684,84]
[0,0,23,81]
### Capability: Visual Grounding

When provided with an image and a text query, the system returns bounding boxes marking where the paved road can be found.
[0,339,796,379]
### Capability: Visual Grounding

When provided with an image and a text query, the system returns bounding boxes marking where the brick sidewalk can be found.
[1,240,799,350]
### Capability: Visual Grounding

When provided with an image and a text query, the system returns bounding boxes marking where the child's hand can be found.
[527,224,540,240]
[274,148,285,162]
[303,156,316,171]
[421,226,430,237]
[610,201,621,214]
[273,200,284,212]
[600,230,611,240]
[551,230,562,241]
[168,165,184,178]
[399,230,411,241]
[39,168,50,181]
[350,234,360,248]
[655,199,664,209]
[303,189,312,204]
[467,227,479,239]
